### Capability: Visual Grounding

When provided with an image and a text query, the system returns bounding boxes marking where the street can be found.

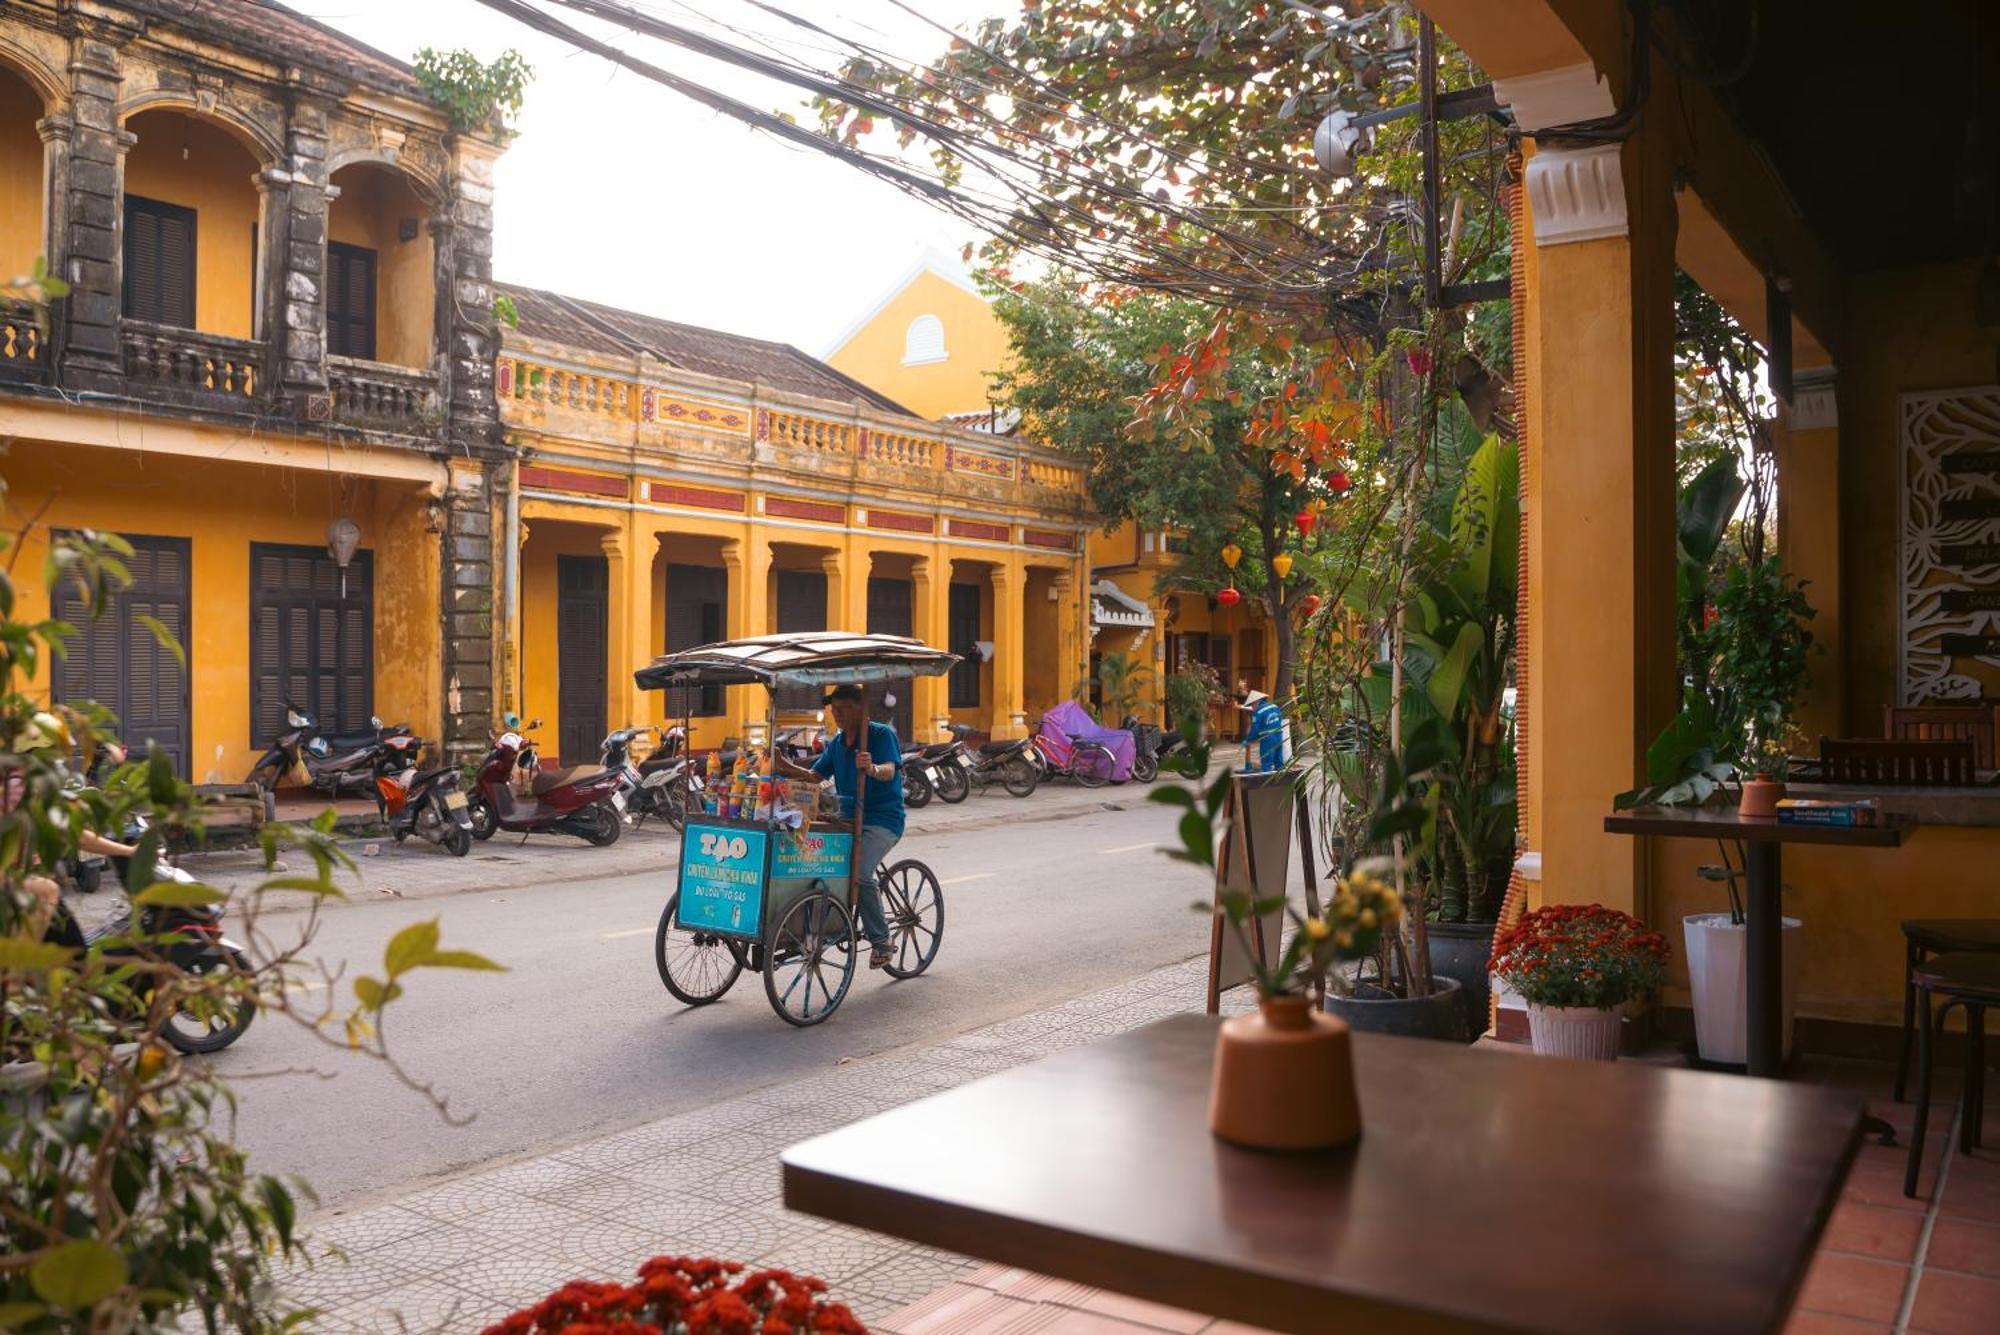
[210,801,1209,1214]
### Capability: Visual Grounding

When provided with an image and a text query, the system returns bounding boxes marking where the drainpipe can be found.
[503,461,521,716]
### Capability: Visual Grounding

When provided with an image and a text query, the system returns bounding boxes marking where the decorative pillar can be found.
[438,134,505,454]
[912,557,947,736]
[1499,63,1679,917]
[440,458,499,761]
[723,536,772,741]
[1779,367,1842,737]
[272,88,337,414]
[843,547,872,635]
[991,558,1026,738]
[1051,571,1078,716]
[600,528,655,735]
[54,33,130,393]
[820,550,850,633]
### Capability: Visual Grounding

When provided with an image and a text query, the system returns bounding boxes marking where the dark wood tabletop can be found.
[783,1017,1864,1335]
[1604,805,1913,847]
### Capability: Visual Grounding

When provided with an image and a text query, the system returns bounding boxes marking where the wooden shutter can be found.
[250,544,373,744]
[866,577,915,738]
[326,242,377,360]
[123,196,197,327]
[52,534,192,776]
[664,564,727,718]
[774,570,829,712]
[556,556,609,766]
[948,582,982,708]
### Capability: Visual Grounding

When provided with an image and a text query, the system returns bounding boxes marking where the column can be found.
[1778,367,1842,737]
[1051,571,1078,715]
[601,527,657,732]
[53,34,129,392]
[1504,67,1679,916]
[439,135,505,454]
[272,94,334,412]
[912,557,947,735]
[843,546,872,635]
[723,536,772,742]
[991,558,1026,738]
[820,550,854,634]
[441,458,499,761]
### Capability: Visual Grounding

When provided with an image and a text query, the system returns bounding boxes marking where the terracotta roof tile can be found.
[132,0,423,97]
[498,282,915,418]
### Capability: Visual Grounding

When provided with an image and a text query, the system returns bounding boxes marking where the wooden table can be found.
[783,1017,1864,1335]
[1604,807,1914,1077]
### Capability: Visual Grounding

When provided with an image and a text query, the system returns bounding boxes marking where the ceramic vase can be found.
[1526,1004,1623,1061]
[1208,994,1360,1150]
[1738,776,1785,818]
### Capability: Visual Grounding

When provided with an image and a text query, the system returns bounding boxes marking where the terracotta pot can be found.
[1738,776,1785,818]
[1526,1003,1623,1061]
[1208,994,1360,1151]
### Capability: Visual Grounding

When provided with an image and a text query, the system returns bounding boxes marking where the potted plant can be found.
[1206,867,1404,1150]
[1490,904,1670,1060]
[1737,722,1800,818]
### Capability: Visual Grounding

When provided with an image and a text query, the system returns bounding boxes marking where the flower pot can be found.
[1426,920,1498,1043]
[1321,975,1467,1043]
[1738,776,1786,818]
[1684,912,1801,1066]
[1208,994,1361,1151]
[1526,1004,1624,1061]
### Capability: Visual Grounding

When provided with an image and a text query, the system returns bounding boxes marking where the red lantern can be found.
[1298,593,1323,619]
[1330,470,1351,493]
[1295,509,1318,539]
[1215,586,1242,608]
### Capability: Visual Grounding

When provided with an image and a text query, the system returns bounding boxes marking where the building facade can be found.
[0,0,505,781]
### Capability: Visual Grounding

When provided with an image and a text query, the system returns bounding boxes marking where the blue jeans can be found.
[856,823,901,950]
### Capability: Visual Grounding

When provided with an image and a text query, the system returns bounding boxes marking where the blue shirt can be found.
[812,720,905,836]
[1243,699,1289,773]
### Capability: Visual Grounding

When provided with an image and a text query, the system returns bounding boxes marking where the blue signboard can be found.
[678,823,770,937]
[773,829,853,882]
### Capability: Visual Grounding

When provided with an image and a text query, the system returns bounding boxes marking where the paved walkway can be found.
[281,953,1253,1333]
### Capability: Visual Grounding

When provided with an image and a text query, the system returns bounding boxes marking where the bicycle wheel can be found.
[763,889,857,1026]
[1073,743,1116,788]
[655,891,743,1006]
[932,759,970,804]
[879,860,944,979]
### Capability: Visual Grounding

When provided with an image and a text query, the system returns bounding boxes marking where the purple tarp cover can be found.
[1039,700,1136,780]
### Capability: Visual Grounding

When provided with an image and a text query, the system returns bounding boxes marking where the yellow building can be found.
[495,285,1093,762]
[1418,0,2000,1037]
[0,0,507,782]
[821,252,1011,423]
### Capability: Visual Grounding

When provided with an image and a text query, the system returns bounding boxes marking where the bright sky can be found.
[293,0,996,354]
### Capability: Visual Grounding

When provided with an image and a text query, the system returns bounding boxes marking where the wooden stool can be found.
[1896,919,2000,1101]
[1905,952,2000,1198]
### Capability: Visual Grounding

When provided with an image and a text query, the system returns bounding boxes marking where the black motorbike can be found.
[1119,716,1167,783]
[246,701,408,801]
[944,724,1040,797]
[601,725,697,831]
[371,732,474,856]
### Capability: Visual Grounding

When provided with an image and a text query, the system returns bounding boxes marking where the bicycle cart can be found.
[633,632,957,1027]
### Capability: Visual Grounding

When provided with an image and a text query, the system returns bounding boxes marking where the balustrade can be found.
[119,321,261,408]
[0,300,48,385]
[498,356,632,423]
[868,429,938,469]
[329,356,442,434]
[767,410,853,455]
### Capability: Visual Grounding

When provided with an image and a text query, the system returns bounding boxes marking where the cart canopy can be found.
[634,632,960,690]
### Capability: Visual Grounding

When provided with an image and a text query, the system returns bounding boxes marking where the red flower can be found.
[1405,348,1433,377]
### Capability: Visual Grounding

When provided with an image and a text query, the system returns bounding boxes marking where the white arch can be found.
[903,313,946,365]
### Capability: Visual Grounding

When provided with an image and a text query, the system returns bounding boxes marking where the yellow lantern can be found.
[1271,551,1294,582]
[1220,542,1243,570]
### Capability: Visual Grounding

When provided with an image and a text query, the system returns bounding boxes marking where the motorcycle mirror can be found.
[370,715,383,730]
[502,712,520,728]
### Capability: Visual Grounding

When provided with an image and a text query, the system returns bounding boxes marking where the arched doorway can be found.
[120,108,265,339]
[326,161,436,370]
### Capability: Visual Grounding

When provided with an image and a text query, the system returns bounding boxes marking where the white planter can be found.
[1526,1004,1623,1061]
[1683,913,1802,1066]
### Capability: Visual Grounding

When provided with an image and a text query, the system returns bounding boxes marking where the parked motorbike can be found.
[943,724,1040,797]
[1119,716,1166,784]
[916,739,970,804]
[246,701,408,799]
[46,835,254,1054]
[601,725,698,831]
[466,717,625,845]
[371,732,474,856]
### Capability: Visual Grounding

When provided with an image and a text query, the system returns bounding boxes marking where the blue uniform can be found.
[812,719,904,950]
[1242,698,1289,773]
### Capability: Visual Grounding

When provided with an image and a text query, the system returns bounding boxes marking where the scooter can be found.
[246,701,407,799]
[904,739,969,806]
[372,732,474,856]
[601,725,698,831]
[944,723,1040,797]
[1119,716,1166,783]
[466,717,625,845]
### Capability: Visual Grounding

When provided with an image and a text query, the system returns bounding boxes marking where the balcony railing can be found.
[329,356,442,435]
[120,321,262,411]
[0,299,51,386]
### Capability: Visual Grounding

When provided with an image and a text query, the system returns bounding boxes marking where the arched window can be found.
[902,313,946,364]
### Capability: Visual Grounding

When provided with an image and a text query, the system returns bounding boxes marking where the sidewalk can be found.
[181,782,1143,909]
[279,953,1255,1333]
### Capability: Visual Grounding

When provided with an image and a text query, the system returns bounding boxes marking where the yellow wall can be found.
[122,110,261,340]
[328,163,435,369]
[4,439,440,783]
[0,69,43,283]
[824,267,1010,420]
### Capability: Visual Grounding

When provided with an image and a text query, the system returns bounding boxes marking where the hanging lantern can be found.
[1215,586,1242,608]
[1329,470,1352,494]
[326,517,362,597]
[1298,592,1323,619]
[1295,509,1318,539]
[1271,551,1294,582]
[1219,542,1242,570]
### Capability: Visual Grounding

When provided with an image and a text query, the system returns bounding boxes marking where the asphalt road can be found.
[209,802,1209,1214]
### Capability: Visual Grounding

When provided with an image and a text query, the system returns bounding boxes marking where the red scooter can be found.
[466,716,625,845]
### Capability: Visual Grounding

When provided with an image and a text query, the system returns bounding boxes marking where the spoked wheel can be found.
[878,860,944,979]
[933,760,970,804]
[1073,743,1116,788]
[159,947,256,1055]
[904,767,934,809]
[656,891,743,1006]
[763,889,857,1026]
[1001,757,1039,797]
[1132,751,1160,783]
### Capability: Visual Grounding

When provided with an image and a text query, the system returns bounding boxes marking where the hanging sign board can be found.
[677,819,771,939]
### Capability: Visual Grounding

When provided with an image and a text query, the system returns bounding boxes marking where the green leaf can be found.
[145,745,177,806]
[384,919,441,977]
[124,827,162,894]
[255,876,346,898]
[1176,810,1213,866]
[422,949,505,973]
[1677,457,1746,566]
[132,879,227,908]
[1424,620,1483,722]
[352,976,401,1011]
[0,938,76,970]
[135,614,187,669]
[30,1240,128,1310]
[1147,785,1195,809]
[0,1302,49,1329]
[259,1177,298,1251]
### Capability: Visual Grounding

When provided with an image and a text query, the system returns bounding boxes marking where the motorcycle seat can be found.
[531,765,606,795]
[977,740,1021,757]
[414,766,457,785]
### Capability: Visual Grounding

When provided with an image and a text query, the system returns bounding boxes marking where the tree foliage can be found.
[414,47,533,134]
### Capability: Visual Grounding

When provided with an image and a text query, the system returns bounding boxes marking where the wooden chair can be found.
[1884,703,2000,769]
[1818,736,1978,787]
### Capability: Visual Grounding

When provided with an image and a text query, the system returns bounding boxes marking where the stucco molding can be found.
[1791,367,1838,433]
[1523,143,1627,246]
[1491,61,1614,132]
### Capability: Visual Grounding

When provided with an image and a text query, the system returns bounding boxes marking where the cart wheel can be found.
[656,891,743,1006]
[879,860,944,979]
[763,889,857,1026]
